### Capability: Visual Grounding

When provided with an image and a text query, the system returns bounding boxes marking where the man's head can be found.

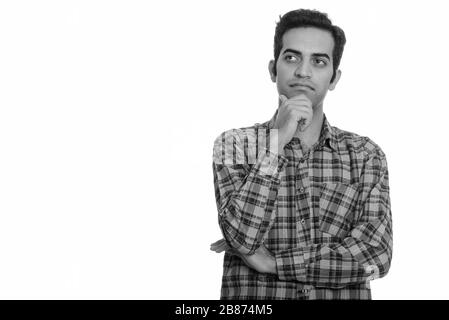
[268,9,346,107]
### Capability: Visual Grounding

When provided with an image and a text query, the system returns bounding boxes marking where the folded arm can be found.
[275,150,393,288]
[212,128,288,255]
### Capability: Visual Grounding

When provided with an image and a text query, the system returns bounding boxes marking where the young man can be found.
[211,9,392,299]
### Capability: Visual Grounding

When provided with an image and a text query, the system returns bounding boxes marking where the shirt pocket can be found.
[319,183,360,239]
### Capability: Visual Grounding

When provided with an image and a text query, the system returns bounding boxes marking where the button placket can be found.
[296,156,311,243]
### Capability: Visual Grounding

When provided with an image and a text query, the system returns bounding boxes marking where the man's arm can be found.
[210,238,277,274]
[275,149,393,288]
[213,94,314,256]
[212,128,287,255]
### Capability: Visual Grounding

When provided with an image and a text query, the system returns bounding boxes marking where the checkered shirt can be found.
[212,113,393,300]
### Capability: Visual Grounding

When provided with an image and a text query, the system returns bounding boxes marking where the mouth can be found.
[289,83,314,91]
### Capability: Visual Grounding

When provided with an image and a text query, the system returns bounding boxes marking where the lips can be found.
[289,82,314,91]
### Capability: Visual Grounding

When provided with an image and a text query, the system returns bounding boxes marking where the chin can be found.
[289,91,313,100]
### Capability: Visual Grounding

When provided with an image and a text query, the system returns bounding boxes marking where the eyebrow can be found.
[282,48,331,61]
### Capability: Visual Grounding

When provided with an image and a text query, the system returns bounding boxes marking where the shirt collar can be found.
[260,110,337,151]
[319,115,337,151]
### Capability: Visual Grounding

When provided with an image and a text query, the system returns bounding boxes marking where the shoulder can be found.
[213,123,259,145]
[332,125,387,162]
[212,123,262,164]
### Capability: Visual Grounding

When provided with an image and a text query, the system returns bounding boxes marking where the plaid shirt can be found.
[212,113,393,300]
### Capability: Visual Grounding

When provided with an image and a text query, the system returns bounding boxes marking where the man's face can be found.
[269,27,341,108]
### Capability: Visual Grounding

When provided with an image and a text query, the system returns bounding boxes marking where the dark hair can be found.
[273,9,346,82]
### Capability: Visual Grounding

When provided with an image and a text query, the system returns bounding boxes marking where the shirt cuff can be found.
[255,148,288,177]
[275,247,308,282]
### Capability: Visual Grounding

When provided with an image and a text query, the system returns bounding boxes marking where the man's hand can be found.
[210,238,231,253]
[210,238,276,274]
[273,94,313,148]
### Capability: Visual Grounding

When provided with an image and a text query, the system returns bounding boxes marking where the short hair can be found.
[273,9,346,82]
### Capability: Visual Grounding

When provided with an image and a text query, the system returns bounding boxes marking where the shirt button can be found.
[300,219,306,225]
[299,187,305,193]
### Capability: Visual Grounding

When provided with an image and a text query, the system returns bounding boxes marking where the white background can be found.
[0,0,448,299]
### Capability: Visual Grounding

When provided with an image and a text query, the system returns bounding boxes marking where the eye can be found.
[284,55,298,62]
[313,58,327,66]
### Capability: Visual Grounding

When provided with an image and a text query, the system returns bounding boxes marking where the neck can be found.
[293,103,324,150]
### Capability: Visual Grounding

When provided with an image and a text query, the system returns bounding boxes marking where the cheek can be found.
[276,62,292,77]
[316,73,334,90]
[278,71,292,86]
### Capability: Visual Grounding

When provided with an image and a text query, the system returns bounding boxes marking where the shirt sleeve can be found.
[212,128,288,255]
[275,149,393,289]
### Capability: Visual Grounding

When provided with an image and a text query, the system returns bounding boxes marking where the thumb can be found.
[278,94,287,107]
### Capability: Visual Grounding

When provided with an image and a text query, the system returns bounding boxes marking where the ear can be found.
[268,60,276,82]
[329,69,341,91]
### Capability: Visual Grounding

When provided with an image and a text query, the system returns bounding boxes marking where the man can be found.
[211,9,392,300]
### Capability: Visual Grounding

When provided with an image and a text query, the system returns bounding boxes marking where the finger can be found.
[210,239,231,252]
[211,243,230,253]
[279,94,288,103]
[210,244,224,252]
[284,101,312,113]
[288,93,312,105]
[288,105,313,114]
[288,96,312,107]
[210,238,226,247]
[278,95,288,109]
[289,93,307,100]
[210,245,225,252]
[211,246,225,253]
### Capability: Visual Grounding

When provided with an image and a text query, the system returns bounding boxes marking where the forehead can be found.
[281,27,334,56]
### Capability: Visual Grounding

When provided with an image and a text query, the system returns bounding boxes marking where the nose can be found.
[294,61,312,78]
